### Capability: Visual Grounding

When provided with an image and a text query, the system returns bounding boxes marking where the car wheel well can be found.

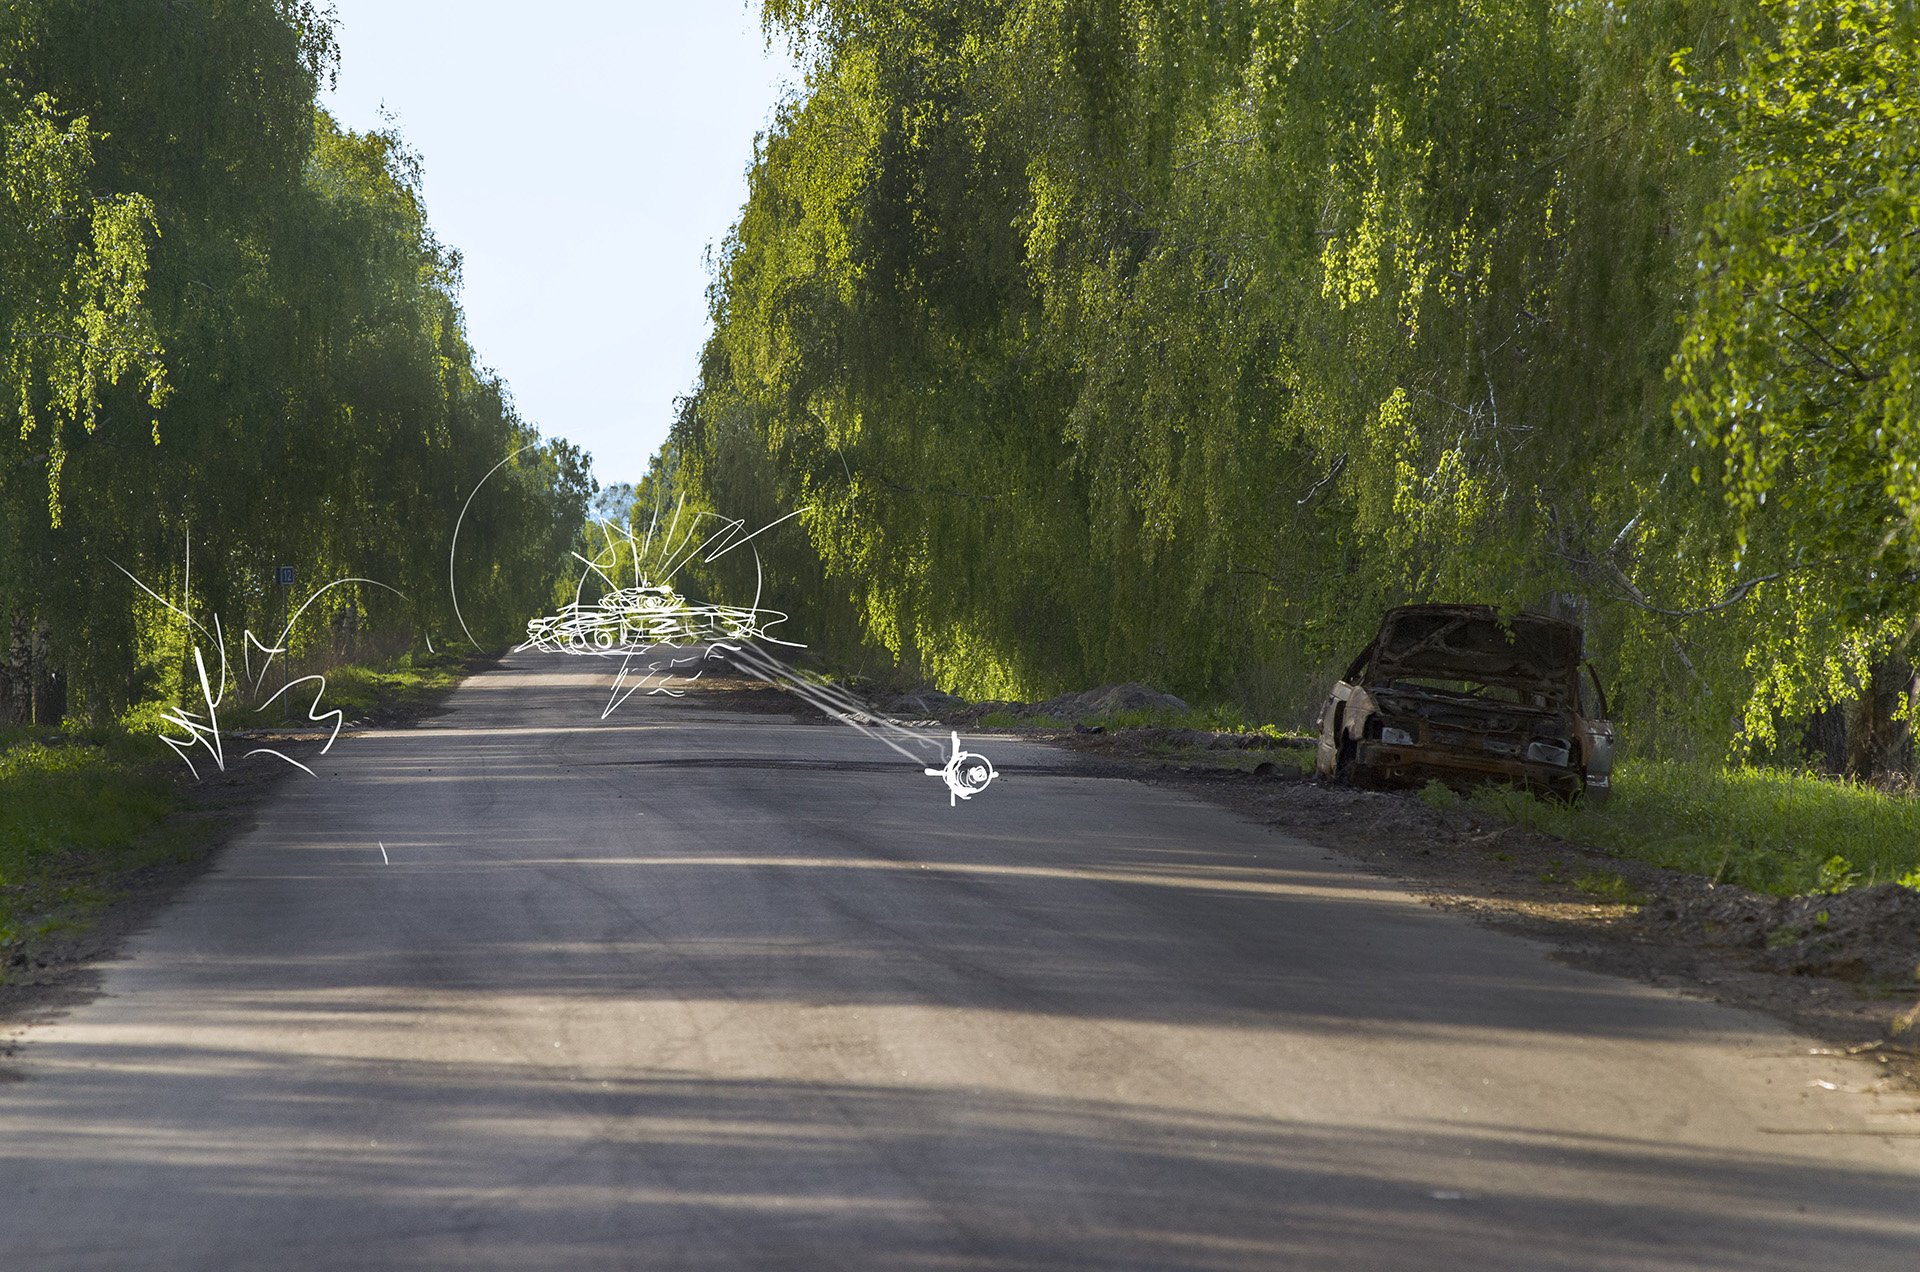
[1333,735,1358,784]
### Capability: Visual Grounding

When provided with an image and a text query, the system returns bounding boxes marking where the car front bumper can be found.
[1353,740,1583,794]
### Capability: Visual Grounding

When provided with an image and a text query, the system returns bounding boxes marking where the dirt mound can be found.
[882,686,968,717]
[1030,682,1189,721]
[933,681,1191,726]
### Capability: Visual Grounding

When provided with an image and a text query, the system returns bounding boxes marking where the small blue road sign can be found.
[275,565,295,586]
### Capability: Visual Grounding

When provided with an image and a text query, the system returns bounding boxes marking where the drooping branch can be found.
[869,476,1002,504]
[1229,566,1287,590]
[1613,569,1787,618]
[1553,543,1835,620]
[19,330,165,358]
[1295,453,1347,506]
[1770,297,1879,384]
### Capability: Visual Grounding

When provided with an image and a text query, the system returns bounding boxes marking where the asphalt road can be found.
[3,652,1919,1269]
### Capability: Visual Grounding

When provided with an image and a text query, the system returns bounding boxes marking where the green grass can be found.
[858,672,1920,901]
[1462,758,1920,897]
[1271,744,1319,775]
[976,710,1068,730]
[1086,703,1300,736]
[0,727,188,969]
[304,648,468,717]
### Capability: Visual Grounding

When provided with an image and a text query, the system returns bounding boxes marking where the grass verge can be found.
[1448,759,1920,898]
[307,647,471,719]
[882,669,1918,901]
[0,727,191,980]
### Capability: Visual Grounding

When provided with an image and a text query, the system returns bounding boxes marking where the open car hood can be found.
[1368,605,1580,698]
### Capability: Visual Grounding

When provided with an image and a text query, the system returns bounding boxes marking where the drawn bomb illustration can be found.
[511,498,1000,808]
[514,507,802,715]
[128,470,1000,808]
[521,583,784,655]
[926,731,998,806]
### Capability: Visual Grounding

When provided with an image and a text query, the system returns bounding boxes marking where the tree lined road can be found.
[3,654,1918,1269]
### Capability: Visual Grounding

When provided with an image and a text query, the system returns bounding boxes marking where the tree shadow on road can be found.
[0,1054,1914,1270]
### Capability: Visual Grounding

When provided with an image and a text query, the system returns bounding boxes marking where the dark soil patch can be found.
[1062,725,1311,754]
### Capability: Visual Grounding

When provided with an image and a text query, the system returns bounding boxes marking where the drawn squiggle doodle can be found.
[518,499,805,718]
[519,498,998,806]
[116,534,404,780]
[724,641,996,806]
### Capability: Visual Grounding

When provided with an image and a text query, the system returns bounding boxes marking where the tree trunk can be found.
[0,613,32,727]
[30,622,64,726]
[1845,658,1915,782]
[1803,703,1849,774]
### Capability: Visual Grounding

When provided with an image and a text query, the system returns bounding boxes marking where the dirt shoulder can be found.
[0,648,500,1042]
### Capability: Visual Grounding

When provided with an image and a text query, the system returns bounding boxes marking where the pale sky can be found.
[321,2,795,487]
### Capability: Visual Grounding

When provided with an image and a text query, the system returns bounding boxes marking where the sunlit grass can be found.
[1091,703,1302,737]
[977,698,1313,743]
[1467,758,1920,897]
[964,685,1917,899]
[977,710,1068,730]
[308,648,467,716]
[0,728,184,966]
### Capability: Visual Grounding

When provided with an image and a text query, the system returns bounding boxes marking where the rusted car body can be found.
[1314,604,1614,802]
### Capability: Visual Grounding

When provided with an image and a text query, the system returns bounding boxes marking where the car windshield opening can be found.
[1376,611,1578,699]
[1386,677,1537,705]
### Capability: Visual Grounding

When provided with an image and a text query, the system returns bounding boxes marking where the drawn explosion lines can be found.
[521,500,997,806]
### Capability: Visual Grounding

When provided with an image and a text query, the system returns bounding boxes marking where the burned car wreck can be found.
[1314,605,1614,803]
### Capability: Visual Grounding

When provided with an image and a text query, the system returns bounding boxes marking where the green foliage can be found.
[0,88,168,523]
[1664,0,1920,747]
[309,650,466,717]
[648,0,1920,766]
[1812,853,1864,896]
[0,1,590,724]
[1672,0,1920,588]
[1574,872,1648,906]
